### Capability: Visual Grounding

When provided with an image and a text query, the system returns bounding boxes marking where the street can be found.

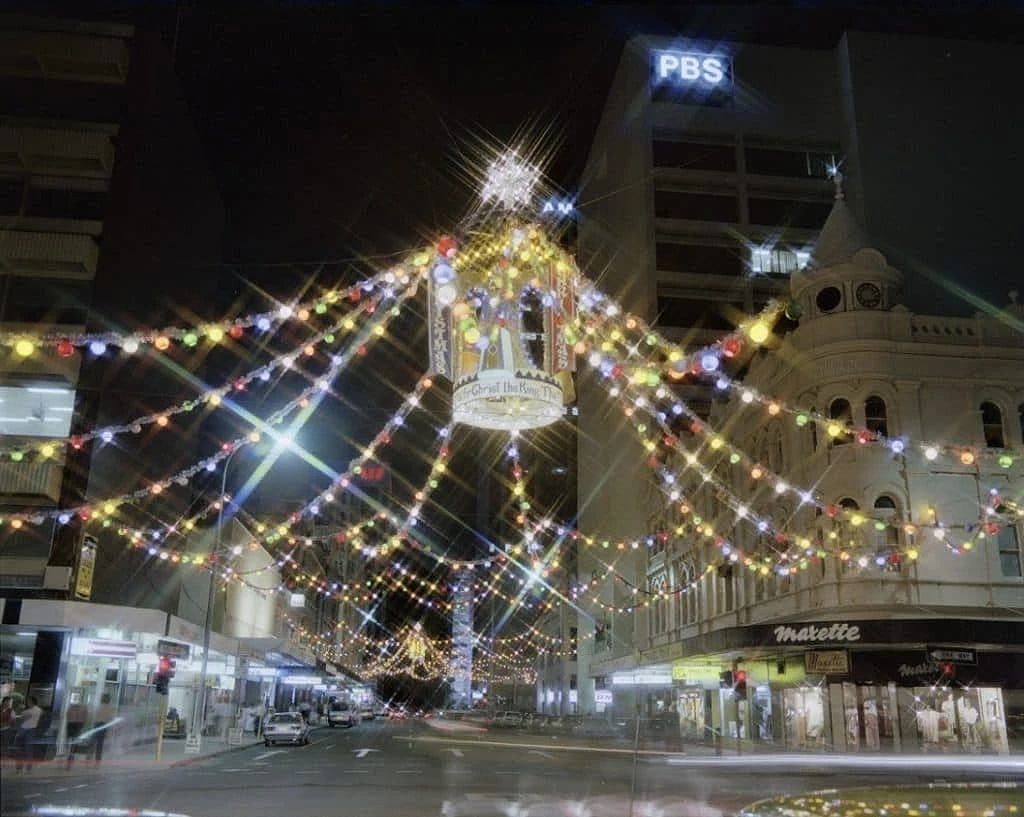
[2,718,1022,817]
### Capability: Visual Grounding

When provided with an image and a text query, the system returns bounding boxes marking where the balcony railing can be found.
[0,459,63,501]
[0,123,116,178]
[0,28,130,84]
[0,229,98,278]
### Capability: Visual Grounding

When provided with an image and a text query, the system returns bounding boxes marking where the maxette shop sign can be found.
[650,50,733,106]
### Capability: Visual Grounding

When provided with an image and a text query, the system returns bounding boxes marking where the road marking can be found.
[24,793,42,799]
[253,750,285,761]
[528,750,555,759]
[396,770,422,774]
[296,770,318,774]
[346,769,370,774]
[74,784,90,789]
[397,735,681,758]
[222,768,245,772]
[323,744,335,750]
[446,747,465,758]
[353,748,380,758]
[309,737,328,746]
[55,788,68,793]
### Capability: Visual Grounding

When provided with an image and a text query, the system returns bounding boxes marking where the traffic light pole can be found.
[155,693,168,762]
[188,446,239,753]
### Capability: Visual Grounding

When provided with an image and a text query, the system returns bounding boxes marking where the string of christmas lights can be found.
[1,269,405,355]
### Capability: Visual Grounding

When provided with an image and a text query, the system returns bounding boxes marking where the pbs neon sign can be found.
[651,50,733,105]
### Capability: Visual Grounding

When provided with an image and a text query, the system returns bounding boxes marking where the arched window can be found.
[809,407,818,451]
[865,396,888,437]
[872,495,902,571]
[839,497,859,510]
[829,398,852,445]
[980,401,1005,448]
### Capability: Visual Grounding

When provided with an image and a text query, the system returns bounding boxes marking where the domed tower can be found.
[790,172,903,320]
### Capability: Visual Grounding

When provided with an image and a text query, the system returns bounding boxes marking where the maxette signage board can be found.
[650,49,734,106]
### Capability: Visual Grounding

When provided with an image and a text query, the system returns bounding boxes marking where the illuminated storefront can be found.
[618,618,1021,753]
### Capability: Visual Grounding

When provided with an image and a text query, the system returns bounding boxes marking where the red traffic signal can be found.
[734,670,747,684]
[940,663,955,678]
[158,656,172,674]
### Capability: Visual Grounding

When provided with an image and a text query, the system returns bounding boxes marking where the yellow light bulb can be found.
[14,339,34,357]
[207,326,224,343]
[748,321,770,344]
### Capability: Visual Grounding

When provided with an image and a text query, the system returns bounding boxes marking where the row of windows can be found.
[825,396,1024,449]
[0,178,108,220]
[652,139,838,180]
[0,275,93,325]
[0,76,126,123]
[655,295,771,331]
[655,241,809,277]
[648,525,1023,637]
[653,189,832,229]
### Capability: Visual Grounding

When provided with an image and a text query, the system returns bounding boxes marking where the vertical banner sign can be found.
[427,276,454,379]
[74,535,98,600]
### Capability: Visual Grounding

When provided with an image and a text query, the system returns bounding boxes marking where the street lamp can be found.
[187,444,243,751]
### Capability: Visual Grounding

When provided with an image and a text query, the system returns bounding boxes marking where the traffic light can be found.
[154,655,176,695]
[940,663,955,679]
[733,669,748,697]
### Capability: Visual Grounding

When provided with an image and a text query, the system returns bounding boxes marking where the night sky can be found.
[22,1,1024,266]
[10,2,1024,654]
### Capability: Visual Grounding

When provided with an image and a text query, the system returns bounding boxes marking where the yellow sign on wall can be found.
[74,536,97,601]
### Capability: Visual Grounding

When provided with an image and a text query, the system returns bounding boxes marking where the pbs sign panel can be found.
[651,50,733,106]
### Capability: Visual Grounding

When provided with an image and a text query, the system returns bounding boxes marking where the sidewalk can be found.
[0,732,265,779]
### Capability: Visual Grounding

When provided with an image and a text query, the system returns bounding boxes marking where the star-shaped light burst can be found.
[480,150,541,211]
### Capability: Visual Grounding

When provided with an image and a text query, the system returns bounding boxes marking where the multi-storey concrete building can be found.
[575,30,1024,752]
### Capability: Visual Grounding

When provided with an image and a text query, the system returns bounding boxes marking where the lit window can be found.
[749,247,810,276]
[0,383,75,438]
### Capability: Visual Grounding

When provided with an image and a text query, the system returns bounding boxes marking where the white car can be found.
[327,702,356,728]
[263,712,311,746]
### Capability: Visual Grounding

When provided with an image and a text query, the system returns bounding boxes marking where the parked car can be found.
[327,702,357,728]
[359,704,375,721]
[374,703,388,718]
[493,711,523,728]
[263,712,311,746]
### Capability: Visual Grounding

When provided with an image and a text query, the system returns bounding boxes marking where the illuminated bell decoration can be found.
[428,222,577,432]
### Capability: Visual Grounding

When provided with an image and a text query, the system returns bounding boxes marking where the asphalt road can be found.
[2,718,1022,817]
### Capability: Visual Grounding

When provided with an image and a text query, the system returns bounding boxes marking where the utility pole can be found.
[187,445,240,753]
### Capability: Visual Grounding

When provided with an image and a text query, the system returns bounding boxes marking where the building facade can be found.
[575,31,1024,752]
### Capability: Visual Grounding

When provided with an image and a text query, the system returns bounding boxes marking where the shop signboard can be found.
[804,650,849,675]
[594,689,613,704]
[71,637,138,659]
[157,640,191,660]
[927,646,977,665]
[74,535,98,601]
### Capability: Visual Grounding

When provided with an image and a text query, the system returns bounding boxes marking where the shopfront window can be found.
[782,686,827,749]
[910,686,1008,754]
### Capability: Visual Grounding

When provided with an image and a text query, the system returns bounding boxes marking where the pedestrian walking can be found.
[13,696,43,773]
[93,694,116,766]
[0,696,14,749]
[65,700,88,769]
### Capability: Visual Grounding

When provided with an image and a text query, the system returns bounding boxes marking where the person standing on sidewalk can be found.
[65,700,88,769]
[0,696,14,750]
[13,696,42,774]
[93,694,116,766]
